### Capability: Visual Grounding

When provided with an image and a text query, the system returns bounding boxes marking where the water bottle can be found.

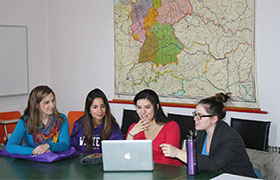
[186,130,197,175]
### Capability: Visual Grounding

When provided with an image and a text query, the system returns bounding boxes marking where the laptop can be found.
[101,140,154,171]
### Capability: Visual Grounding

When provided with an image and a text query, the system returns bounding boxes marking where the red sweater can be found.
[128,121,183,166]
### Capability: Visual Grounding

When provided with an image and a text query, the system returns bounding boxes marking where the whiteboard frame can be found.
[0,25,29,97]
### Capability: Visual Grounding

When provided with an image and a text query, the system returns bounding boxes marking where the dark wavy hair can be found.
[133,89,169,124]
[198,92,231,121]
[81,88,118,151]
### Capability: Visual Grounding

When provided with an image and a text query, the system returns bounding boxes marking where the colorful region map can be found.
[114,0,258,108]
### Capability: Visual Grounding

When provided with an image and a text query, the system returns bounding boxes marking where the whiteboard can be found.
[0,25,29,97]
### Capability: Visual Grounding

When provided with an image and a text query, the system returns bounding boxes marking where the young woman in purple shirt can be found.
[70,88,122,154]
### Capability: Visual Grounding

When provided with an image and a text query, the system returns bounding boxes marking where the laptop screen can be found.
[101,140,154,171]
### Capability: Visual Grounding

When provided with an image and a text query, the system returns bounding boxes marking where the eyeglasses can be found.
[192,111,214,120]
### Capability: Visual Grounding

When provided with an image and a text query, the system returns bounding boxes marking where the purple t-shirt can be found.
[70,118,123,154]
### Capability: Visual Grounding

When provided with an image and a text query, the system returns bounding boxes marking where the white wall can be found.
[1,0,280,146]
[48,0,115,114]
[0,0,49,112]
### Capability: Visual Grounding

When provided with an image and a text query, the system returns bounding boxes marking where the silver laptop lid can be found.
[102,140,154,171]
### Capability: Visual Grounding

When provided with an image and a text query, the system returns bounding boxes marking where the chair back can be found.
[230,117,271,151]
[67,111,84,135]
[120,109,137,139]
[167,113,195,148]
[0,111,21,144]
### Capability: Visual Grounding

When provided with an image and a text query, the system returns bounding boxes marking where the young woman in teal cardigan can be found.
[6,85,70,155]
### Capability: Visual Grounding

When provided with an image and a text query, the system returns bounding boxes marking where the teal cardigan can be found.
[6,113,70,155]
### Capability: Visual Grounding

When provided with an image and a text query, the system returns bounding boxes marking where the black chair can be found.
[230,117,271,151]
[120,109,137,139]
[167,113,195,148]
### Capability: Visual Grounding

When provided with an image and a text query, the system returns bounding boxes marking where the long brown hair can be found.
[21,85,63,134]
[82,88,118,151]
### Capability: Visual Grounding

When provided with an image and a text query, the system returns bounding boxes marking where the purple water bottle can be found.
[186,131,197,175]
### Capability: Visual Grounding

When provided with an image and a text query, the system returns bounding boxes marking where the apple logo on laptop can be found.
[124,152,131,159]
